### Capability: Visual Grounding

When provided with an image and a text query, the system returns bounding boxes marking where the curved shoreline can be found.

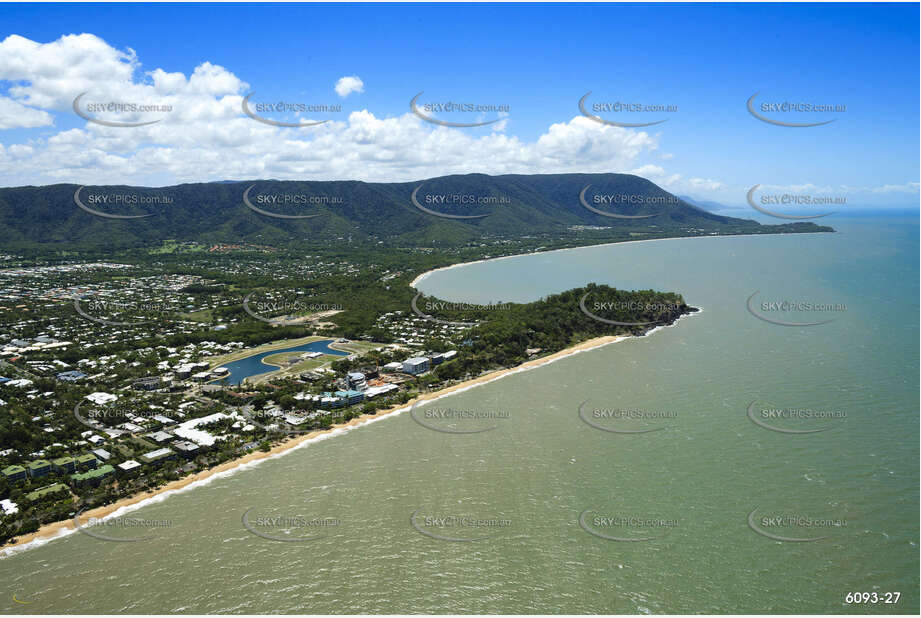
[409,231,830,288]
[2,324,696,557]
[0,233,723,558]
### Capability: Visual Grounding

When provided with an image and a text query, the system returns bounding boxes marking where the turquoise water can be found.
[216,340,348,385]
[0,219,916,613]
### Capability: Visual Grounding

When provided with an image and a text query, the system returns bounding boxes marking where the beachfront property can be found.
[172,441,200,458]
[141,447,176,464]
[430,350,457,365]
[25,483,67,503]
[346,372,367,391]
[117,460,141,475]
[71,464,115,486]
[0,498,18,516]
[364,383,399,399]
[402,357,430,375]
[334,389,365,406]
[1,464,26,482]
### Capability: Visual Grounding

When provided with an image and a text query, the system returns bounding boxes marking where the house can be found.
[27,459,52,478]
[71,465,115,486]
[85,392,117,405]
[364,383,399,399]
[75,453,99,470]
[0,498,18,516]
[146,431,173,444]
[1,465,26,482]
[172,441,200,458]
[91,448,111,461]
[56,370,86,382]
[133,376,161,391]
[117,460,141,475]
[403,357,430,375]
[141,447,176,464]
[52,456,77,473]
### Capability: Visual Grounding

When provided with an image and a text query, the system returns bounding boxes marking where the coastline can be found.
[2,325,682,556]
[2,230,718,557]
[409,231,831,288]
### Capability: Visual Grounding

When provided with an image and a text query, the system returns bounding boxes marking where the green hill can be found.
[0,173,832,250]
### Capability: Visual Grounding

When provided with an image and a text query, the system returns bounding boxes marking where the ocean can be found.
[2,217,917,614]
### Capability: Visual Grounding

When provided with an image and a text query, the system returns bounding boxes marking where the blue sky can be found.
[0,2,917,209]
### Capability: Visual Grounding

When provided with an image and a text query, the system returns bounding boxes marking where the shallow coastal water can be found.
[1,218,917,614]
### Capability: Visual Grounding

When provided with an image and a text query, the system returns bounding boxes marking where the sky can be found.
[0,2,918,209]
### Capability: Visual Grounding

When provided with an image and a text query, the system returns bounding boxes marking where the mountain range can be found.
[0,173,832,250]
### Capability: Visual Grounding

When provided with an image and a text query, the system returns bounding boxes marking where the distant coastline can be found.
[410,230,832,289]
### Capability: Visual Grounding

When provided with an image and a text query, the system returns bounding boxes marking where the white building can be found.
[85,392,117,405]
[403,357,430,375]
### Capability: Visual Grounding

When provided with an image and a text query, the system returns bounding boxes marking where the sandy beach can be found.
[2,332,634,555]
[409,230,831,288]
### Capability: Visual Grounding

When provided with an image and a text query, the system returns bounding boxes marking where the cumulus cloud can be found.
[1,32,916,211]
[0,96,53,129]
[0,33,668,187]
[334,76,364,98]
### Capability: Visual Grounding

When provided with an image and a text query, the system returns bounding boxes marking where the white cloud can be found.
[0,96,53,129]
[0,33,664,186]
[334,76,364,98]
